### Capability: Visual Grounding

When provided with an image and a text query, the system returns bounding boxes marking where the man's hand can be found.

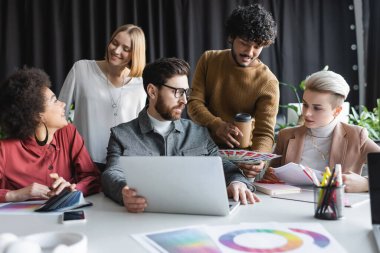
[238,161,265,178]
[122,186,147,213]
[215,122,243,148]
[343,171,369,192]
[227,182,260,205]
[5,183,50,202]
[261,167,283,183]
[48,173,76,197]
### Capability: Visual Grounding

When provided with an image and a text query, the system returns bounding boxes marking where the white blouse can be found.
[59,60,147,163]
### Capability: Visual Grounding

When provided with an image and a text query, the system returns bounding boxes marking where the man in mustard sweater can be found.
[188,4,279,179]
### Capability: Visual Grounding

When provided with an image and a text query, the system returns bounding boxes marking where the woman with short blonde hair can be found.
[265,70,380,192]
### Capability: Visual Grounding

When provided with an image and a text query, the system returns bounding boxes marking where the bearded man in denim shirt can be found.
[102,57,260,213]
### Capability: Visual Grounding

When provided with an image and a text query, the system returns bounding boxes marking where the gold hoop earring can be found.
[35,123,48,146]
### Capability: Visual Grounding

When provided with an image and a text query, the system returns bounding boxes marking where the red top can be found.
[0,124,101,202]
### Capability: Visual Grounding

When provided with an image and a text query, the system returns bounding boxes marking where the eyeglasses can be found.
[160,83,192,99]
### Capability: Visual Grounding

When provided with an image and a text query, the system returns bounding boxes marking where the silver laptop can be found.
[118,156,239,216]
[368,152,380,250]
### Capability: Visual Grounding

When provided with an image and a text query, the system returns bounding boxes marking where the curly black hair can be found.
[226,4,277,46]
[0,67,51,139]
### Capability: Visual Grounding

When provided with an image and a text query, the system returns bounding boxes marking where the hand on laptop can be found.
[227,182,260,205]
[122,186,147,213]
[238,161,265,178]
[342,171,369,192]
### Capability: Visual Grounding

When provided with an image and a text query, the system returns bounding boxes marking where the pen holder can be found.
[313,185,344,220]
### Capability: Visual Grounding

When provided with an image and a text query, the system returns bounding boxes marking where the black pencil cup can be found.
[313,185,344,220]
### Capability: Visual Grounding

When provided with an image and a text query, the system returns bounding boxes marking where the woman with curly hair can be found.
[0,67,101,202]
[59,24,146,172]
[188,4,279,182]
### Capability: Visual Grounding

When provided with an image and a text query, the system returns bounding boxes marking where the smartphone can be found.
[61,210,86,224]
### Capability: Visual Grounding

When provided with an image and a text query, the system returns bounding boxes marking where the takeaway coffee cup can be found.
[233,113,252,148]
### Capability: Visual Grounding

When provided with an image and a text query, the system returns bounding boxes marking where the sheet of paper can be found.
[0,201,46,215]
[132,226,219,253]
[132,223,347,253]
[274,162,323,186]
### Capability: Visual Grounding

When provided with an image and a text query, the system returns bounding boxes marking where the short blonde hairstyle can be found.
[106,24,146,77]
[305,70,350,108]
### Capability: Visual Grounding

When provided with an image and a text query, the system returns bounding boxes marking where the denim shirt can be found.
[101,108,251,205]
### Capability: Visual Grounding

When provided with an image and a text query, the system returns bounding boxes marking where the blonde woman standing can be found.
[59,24,146,171]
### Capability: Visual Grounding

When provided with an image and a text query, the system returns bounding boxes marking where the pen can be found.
[319,166,336,215]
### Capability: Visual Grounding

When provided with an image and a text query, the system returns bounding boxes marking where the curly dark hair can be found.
[226,4,277,46]
[142,57,190,93]
[0,67,51,139]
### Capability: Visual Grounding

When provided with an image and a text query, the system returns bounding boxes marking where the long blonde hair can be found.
[105,24,146,77]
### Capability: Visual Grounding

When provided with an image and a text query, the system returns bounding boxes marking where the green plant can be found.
[276,81,302,131]
[348,99,380,141]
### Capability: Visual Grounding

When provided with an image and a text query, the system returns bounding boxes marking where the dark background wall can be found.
[1,0,379,109]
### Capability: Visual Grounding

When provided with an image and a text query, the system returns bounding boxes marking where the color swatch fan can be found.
[219,149,281,164]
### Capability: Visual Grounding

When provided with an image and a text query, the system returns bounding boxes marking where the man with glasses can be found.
[102,58,259,213]
[188,4,279,180]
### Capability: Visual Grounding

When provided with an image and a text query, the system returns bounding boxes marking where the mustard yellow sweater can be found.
[188,50,279,152]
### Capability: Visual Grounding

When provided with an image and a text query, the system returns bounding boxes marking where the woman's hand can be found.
[48,173,76,197]
[343,171,369,192]
[238,161,265,178]
[261,167,283,183]
[5,183,50,202]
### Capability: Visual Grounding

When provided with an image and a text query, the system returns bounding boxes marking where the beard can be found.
[231,46,254,67]
[155,95,184,121]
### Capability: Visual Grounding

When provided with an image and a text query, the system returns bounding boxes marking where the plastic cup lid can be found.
[234,113,252,122]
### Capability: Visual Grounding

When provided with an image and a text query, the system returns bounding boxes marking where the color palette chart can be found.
[0,201,44,214]
[132,223,346,253]
[218,149,281,164]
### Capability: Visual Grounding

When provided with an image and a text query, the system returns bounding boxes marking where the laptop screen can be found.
[368,152,380,224]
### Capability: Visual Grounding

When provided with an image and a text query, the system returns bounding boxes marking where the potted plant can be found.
[348,99,380,142]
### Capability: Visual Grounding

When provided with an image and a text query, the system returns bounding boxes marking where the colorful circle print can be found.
[219,229,303,253]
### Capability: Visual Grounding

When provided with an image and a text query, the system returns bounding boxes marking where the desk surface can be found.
[0,193,377,253]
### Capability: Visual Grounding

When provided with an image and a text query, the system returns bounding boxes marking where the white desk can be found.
[0,193,377,253]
